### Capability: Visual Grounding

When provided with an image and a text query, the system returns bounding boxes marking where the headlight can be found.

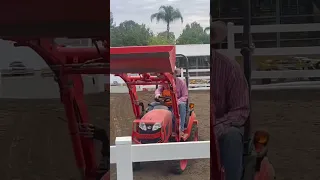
[152,123,161,131]
[139,122,147,131]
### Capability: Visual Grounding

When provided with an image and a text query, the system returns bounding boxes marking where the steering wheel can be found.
[155,96,172,105]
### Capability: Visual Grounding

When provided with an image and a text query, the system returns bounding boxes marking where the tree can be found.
[150,5,183,40]
[148,31,176,45]
[204,27,210,34]
[110,12,115,28]
[148,36,171,45]
[157,31,175,43]
[110,20,153,47]
[176,22,210,45]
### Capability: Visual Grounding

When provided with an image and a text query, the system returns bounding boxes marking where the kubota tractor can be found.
[110,46,199,174]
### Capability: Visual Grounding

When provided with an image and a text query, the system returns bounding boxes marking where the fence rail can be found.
[110,136,210,180]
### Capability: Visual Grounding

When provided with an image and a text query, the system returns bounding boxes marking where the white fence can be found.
[186,22,320,84]
[110,136,210,180]
[224,22,320,77]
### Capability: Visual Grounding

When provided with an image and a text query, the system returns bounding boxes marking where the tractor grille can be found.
[140,138,161,144]
[138,124,161,144]
[139,125,160,134]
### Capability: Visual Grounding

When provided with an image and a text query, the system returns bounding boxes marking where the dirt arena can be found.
[1,89,320,180]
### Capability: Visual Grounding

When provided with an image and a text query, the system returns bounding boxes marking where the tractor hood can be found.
[140,109,172,124]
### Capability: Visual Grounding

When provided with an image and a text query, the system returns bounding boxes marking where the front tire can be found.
[170,123,198,174]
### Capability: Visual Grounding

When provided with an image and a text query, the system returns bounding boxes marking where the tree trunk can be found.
[166,22,170,40]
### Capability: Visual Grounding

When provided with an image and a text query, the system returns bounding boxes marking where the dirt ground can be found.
[1,89,320,180]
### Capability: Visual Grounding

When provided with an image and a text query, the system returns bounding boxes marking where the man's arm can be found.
[216,66,250,130]
[178,80,188,103]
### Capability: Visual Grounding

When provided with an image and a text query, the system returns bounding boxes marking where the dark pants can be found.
[219,127,244,180]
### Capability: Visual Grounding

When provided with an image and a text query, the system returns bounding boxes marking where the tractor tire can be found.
[187,123,198,142]
[170,160,188,175]
[133,162,141,171]
[170,123,198,174]
[253,157,276,180]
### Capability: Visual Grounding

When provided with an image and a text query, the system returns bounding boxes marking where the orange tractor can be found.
[110,46,199,174]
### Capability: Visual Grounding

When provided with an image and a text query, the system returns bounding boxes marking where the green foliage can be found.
[150,5,183,40]
[176,22,210,45]
[148,31,175,45]
[110,20,153,47]
[148,36,171,45]
[110,11,209,46]
[157,31,175,44]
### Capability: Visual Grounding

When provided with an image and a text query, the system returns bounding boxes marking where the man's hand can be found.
[155,94,161,99]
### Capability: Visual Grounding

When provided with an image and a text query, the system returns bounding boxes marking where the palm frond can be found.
[150,12,166,23]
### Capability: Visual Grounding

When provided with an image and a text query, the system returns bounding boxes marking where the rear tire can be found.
[170,160,188,174]
[170,123,198,174]
[187,123,198,141]
[253,157,276,180]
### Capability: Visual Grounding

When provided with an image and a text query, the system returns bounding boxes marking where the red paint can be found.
[0,39,109,179]
[110,45,176,74]
[0,1,108,37]
[0,3,107,178]
[110,46,199,173]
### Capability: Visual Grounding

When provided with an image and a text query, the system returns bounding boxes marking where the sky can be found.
[111,0,210,38]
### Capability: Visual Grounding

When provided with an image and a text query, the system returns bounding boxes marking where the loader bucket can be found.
[110,45,176,74]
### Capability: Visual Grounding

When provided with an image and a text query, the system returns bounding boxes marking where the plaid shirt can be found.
[211,50,250,138]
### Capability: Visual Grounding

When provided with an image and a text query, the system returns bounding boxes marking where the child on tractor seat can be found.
[150,67,188,138]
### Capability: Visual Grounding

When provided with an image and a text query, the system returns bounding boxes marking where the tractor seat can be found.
[141,109,172,123]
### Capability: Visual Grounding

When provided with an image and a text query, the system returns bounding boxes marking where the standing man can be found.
[211,20,250,180]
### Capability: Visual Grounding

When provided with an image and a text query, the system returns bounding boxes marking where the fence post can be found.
[115,136,133,180]
[227,22,235,60]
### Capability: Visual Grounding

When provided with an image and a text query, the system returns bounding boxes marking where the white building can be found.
[175,44,210,76]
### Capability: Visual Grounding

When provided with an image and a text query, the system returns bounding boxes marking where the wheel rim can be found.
[180,160,188,170]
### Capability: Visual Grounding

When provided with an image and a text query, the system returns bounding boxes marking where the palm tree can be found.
[150,5,183,40]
